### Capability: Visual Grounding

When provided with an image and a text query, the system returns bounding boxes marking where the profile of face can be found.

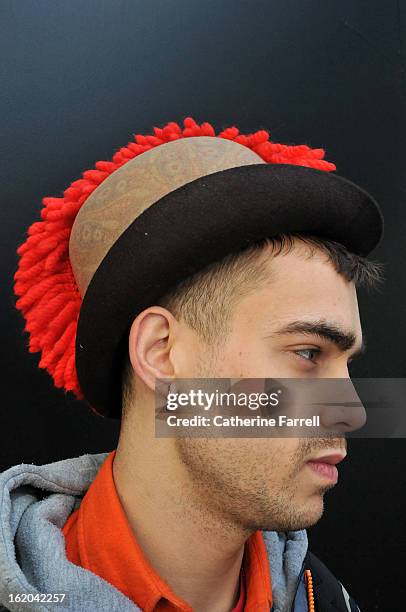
[128,240,364,532]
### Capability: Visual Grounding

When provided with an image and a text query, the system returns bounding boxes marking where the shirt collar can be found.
[70,450,272,611]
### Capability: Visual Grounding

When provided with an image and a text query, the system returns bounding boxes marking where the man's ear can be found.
[128,306,177,392]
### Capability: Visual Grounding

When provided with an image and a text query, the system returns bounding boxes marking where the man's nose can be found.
[318,378,367,434]
[325,361,351,380]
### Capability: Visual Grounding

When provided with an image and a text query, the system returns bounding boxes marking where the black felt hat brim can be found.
[75,163,384,418]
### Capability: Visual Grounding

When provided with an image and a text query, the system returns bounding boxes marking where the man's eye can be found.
[295,348,320,363]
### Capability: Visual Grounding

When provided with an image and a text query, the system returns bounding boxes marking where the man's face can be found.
[175,241,363,531]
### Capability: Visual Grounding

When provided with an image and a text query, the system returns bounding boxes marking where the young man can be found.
[0,117,383,611]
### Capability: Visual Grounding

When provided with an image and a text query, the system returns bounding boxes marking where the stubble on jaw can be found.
[174,435,339,537]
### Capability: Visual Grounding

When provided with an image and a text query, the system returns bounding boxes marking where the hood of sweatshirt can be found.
[0,452,308,612]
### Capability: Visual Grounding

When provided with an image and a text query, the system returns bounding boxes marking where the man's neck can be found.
[113,434,251,612]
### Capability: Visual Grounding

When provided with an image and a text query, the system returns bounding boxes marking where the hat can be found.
[14,117,383,419]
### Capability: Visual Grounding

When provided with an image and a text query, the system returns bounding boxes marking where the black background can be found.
[1,1,405,610]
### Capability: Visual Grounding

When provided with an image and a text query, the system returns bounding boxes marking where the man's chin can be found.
[287,491,328,530]
[292,499,325,530]
[255,494,327,532]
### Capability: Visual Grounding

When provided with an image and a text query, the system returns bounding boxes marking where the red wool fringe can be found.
[14,117,336,401]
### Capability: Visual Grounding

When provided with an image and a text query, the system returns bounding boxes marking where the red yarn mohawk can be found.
[14,116,336,401]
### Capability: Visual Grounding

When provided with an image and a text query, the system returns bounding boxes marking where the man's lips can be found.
[309,452,347,465]
[306,452,347,484]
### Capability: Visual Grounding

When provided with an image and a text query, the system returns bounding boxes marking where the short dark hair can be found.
[121,233,384,418]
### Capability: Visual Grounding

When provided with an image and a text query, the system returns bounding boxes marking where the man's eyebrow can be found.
[271,320,366,356]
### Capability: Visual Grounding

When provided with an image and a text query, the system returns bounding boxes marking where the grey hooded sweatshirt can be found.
[0,452,310,612]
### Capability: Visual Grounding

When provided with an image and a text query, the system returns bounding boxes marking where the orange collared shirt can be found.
[62,451,272,611]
